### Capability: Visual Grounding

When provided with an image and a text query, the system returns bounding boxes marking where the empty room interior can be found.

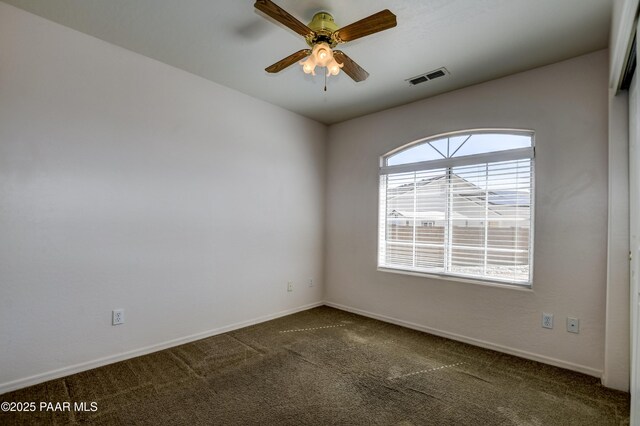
[1,0,639,424]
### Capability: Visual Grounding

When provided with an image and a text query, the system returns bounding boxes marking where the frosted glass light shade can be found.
[300,55,316,75]
[312,42,333,67]
[327,58,343,76]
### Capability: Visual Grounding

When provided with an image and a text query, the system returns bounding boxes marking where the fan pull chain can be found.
[324,72,327,92]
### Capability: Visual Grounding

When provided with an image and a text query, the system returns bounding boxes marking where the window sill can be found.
[377,267,533,291]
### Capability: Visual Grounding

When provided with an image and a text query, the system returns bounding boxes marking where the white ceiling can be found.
[2,0,612,124]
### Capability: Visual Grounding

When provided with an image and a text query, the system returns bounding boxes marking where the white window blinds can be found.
[379,131,534,285]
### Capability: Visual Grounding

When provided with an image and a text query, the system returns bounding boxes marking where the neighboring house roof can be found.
[392,175,445,197]
[487,191,530,206]
[389,210,477,221]
[389,173,530,208]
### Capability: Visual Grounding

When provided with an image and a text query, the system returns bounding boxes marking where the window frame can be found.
[378,128,535,288]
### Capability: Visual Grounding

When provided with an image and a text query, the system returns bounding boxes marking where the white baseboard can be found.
[324,301,603,378]
[0,301,323,395]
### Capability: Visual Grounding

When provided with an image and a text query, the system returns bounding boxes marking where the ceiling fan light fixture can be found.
[301,42,340,77]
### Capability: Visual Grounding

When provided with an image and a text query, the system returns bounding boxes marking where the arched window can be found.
[378,129,534,286]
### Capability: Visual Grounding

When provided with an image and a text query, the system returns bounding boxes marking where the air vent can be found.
[406,67,449,86]
[426,70,446,79]
[409,76,428,85]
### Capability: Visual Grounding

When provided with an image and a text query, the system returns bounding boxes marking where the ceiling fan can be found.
[254,0,397,82]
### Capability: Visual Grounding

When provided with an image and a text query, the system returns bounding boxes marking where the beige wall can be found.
[325,50,610,376]
[0,3,326,393]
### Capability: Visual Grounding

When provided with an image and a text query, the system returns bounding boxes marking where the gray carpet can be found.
[0,306,630,425]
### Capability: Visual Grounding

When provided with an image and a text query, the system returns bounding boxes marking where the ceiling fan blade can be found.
[254,0,315,38]
[333,10,397,43]
[265,49,311,73]
[333,51,369,82]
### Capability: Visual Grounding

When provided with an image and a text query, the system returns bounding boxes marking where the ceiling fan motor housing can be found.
[306,12,338,47]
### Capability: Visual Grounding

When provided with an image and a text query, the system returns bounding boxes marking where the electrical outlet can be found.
[112,309,125,325]
[567,317,580,333]
[308,278,314,287]
[542,312,553,329]
[287,281,293,292]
